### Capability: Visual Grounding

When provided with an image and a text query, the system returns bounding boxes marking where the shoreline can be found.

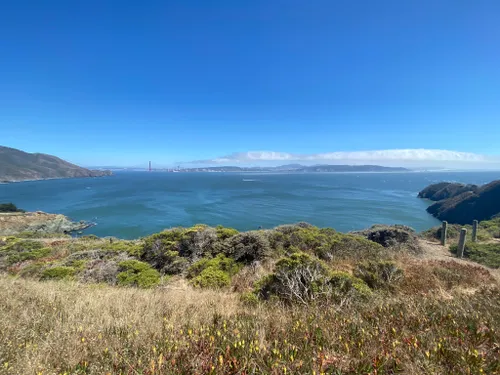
[0,174,113,184]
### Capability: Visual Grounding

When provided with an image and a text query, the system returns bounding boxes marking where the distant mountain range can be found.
[159,165,410,173]
[0,146,112,183]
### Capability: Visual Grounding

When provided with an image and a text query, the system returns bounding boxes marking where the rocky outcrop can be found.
[0,145,112,183]
[0,211,93,235]
[419,180,500,224]
[351,224,422,253]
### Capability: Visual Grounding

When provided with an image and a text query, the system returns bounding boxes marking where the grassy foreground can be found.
[1,221,500,374]
[1,276,499,375]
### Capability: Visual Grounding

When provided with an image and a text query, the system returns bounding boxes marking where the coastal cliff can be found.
[0,146,112,183]
[419,180,500,224]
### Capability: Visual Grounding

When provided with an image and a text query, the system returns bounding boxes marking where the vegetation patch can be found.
[223,231,271,263]
[480,217,500,238]
[353,224,422,253]
[141,227,220,268]
[401,260,495,293]
[80,259,119,284]
[101,240,142,256]
[269,224,384,260]
[1,276,499,375]
[117,260,161,288]
[450,242,500,268]
[256,252,371,305]
[0,203,25,213]
[0,239,53,266]
[16,231,70,239]
[423,221,493,243]
[354,260,404,289]
[187,253,241,288]
[215,225,239,240]
[41,266,75,280]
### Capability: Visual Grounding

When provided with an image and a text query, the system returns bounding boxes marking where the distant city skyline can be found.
[1,1,499,168]
[84,148,500,171]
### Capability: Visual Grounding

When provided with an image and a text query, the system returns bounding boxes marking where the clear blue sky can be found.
[1,0,499,167]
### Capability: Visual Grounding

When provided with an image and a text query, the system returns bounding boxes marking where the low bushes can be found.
[117,260,161,288]
[450,242,500,268]
[422,220,495,243]
[255,252,371,305]
[0,203,24,213]
[481,217,500,238]
[353,225,422,254]
[141,226,222,269]
[187,254,241,288]
[268,225,384,260]
[223,231,271,263]
[101,240,142,256]
[215,225,239,240]
[354,260,404,289]
[80,259,119,284]
[41,266,75,280]
[0,239,53,266]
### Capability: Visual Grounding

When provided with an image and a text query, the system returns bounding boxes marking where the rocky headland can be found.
[0,211,93,236]
[0,145,112,183]
[418,180,500,224]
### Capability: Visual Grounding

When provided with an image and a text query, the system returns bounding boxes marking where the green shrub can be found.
[161,251,189,275]
[79,234,100,241]
[256,252,371,305]
[178,226,219,258]
[4,240,45,252]
[142,228,187,268]
[0,203,24,213]
[20,247,52,262]
[354,261,404,289]
[223,231,271,263]
[215,225,239,240]
[480,218,500,239]
[329,271,373,298]
[187,254,241,289]
[353,225,421,254]
[450,243,500,268]
[0,240,53,265]
[268,226,384,260]
[18,262,44,278]
[102,241,142,256]
[42,266,75,280]
[117,260,161,288]
[239,292,260,306]
[16,231,70,239]
[191,268,231,288]
[141,226,222,268]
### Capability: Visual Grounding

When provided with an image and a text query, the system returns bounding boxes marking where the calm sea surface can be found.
[1,171,498,239]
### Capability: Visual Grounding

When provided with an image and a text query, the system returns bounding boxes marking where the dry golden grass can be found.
[1,272,500,375]
[0,276,239,375]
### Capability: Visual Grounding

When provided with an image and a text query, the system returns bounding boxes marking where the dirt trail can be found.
[417,238,500,281]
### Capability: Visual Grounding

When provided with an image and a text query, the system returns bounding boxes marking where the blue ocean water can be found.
[0,171,498,239]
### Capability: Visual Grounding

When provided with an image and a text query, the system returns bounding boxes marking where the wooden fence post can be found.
[472,220,478,242]
[458,228,467,258]
[441,221,448,246]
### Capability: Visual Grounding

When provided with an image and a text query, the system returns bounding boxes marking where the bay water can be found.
[0,171,498,239]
